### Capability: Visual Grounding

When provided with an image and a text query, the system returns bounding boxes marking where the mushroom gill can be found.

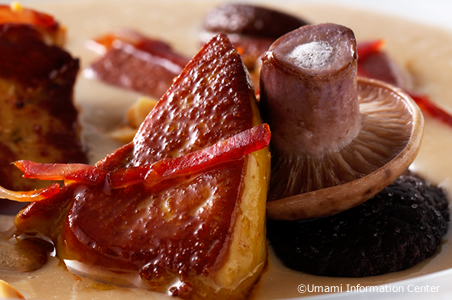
[260,23,424,220]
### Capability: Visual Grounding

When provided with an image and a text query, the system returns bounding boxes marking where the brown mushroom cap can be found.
[260,23,424,220]
[201,3,308,39]
[266,78,423,220]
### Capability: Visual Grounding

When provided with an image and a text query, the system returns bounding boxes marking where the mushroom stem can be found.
[260,23,360,156]
[260,23,424,220]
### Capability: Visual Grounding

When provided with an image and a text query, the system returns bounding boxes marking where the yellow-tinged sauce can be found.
[1,0,452,299]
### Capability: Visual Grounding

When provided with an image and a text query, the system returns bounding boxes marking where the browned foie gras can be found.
[0,4,87,214]
[6,34,270,299]
[260,23,424,220]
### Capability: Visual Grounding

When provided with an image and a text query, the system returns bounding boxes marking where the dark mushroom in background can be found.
[259,23,424,220]
[200,3,308,71]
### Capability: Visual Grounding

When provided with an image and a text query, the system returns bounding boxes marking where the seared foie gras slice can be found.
[0,24,86,193]
[15,34,270,299]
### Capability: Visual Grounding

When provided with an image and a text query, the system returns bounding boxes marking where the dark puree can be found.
[267,171,449,277]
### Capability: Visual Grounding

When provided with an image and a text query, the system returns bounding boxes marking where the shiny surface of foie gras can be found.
[14,33,270,299]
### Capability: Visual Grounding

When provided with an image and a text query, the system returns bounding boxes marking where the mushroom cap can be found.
[267,77,424,220]
[201,3,308,39]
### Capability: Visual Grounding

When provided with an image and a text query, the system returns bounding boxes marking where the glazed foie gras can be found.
[6,33,270,299]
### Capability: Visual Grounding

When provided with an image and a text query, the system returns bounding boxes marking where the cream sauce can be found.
[1,0,452,299]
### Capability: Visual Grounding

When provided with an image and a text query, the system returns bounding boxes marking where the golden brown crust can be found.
[0,24,86,193]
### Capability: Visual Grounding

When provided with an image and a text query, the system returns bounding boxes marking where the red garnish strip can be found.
[0,183,60,202]
[86,28,189,67]
[108,123,271,188]
[5,124,270,201]
[357,40,452,127]
[357,39,385,59]
[13,161,107,185]
[408,92,452,127]
[0,3,64,46]
[0,3,59,29]
[87,28,169,53]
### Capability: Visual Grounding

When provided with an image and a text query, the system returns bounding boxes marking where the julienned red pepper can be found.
[108,123,270,188]
[14,161,106,185]
[408,92,452,127]
[357,40,385,59]
[0,183,60,202]
[5,124,270,202]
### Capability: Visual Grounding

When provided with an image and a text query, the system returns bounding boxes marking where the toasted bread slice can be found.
[15,34,270,299]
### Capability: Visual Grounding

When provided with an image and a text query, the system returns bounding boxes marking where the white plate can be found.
[1,0,452,299]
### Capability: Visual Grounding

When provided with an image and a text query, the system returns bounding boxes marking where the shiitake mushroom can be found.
[260,23,424,221]
[261,22,448,278]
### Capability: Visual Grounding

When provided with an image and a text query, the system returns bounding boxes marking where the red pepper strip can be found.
[356,40,386,79]
[0,4,59,29]
[13,161,107,185]
[89,29,168,51]
[357,40,452,127]
[357,39,385,59]
[11,124,270,190]
[87,28,189,67]
[108,123,271,189]
[90,29,173,54]
[0,182,60,202]
[408,92,452,127]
